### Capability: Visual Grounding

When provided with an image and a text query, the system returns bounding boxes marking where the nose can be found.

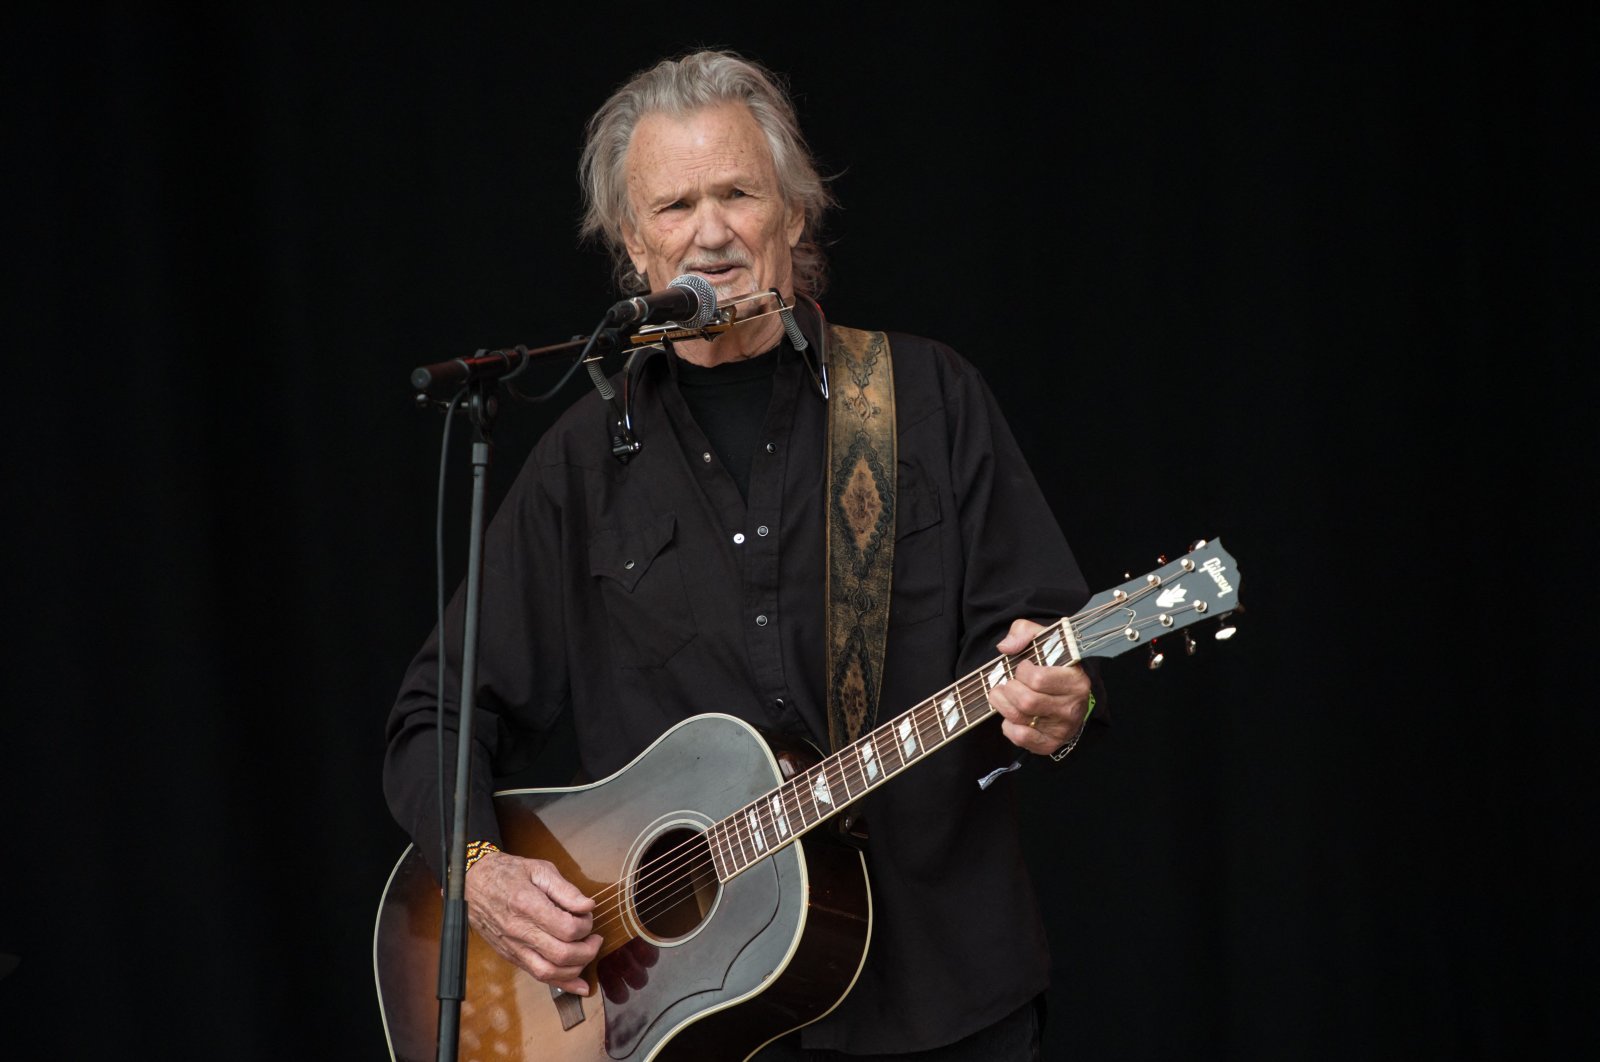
[691,199,733,250]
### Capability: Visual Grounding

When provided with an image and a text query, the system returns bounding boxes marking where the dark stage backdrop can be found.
[1,8,1588,1060]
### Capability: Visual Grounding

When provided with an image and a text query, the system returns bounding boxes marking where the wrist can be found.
[1048,691,1096,763]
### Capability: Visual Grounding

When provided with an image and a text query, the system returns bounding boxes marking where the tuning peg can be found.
[1183,629,1199,656]
[1147,639,1165,670]
[1214,608,1242,641]
[1188,538,1208,552]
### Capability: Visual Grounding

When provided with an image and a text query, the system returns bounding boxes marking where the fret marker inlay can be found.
[987,662,1008,688]
[770,796,789,837]
[812,775,832,806]
[1041,630,1065,665]
[898,718,918,759]
[858,741,879,781]
[942,694,960,732]
[747,810,765,851]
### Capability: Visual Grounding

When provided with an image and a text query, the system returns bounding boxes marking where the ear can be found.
[785,202,805,248]
[621,222,650,278]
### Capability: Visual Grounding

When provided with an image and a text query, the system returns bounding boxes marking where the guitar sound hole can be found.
[633,827,720,942]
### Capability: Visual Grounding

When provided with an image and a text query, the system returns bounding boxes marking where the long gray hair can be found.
[579,50,835,297]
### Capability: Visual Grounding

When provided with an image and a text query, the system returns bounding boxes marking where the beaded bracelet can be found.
[465,840,501,872]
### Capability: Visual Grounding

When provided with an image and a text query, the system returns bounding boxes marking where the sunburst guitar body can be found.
[375,716,871,1061]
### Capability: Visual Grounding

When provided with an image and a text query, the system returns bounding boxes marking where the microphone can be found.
[604,274,717,329]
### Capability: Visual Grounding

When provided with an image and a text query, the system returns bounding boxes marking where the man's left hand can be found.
[989,618,1093,756]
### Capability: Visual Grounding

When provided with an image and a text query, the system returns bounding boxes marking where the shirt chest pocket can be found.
[588,513,697,668]
[889,466,945,628]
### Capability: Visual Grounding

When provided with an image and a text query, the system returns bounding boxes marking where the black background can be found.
[1,7,1589,1060]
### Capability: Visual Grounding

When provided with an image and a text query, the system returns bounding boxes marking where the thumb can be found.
[996,618,1045,655]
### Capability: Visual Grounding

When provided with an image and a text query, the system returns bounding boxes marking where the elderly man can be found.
[384,49,1098,1061]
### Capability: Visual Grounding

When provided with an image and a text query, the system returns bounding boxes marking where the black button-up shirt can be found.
[385,304,1094,1053]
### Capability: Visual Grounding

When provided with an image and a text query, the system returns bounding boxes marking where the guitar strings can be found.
[581,655,1018,940]
[592,652,1050,938]
[581,602,1149,940]
[594,590,1174,936]
[594,665,1002,935]
[581,617,1082,941]
[589,630,1041,902]
[581,590,1199,941]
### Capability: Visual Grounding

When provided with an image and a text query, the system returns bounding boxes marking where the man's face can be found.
[621,102,804,302]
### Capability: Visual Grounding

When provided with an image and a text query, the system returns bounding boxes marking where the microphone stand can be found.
[415,328,618,1062]
[412,335,591,398]
[432,374,492,1062]
[413,311,731,1062]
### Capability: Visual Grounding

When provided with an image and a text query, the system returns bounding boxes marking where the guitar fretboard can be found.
[697,538,1239,882]
[704,617,1082,881]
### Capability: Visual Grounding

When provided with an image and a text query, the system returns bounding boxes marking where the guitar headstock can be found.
[1069,538,1242,665]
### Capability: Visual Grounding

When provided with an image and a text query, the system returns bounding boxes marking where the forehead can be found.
[624,103,778,199]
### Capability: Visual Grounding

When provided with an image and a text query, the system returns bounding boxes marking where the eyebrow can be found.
[641,163,774,208]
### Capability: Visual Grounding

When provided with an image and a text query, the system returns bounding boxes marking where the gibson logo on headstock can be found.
[1201,557,1235,597]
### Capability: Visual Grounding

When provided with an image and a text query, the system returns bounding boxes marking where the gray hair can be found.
[579,50,835,298]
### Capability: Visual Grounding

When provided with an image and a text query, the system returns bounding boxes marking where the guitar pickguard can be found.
[601,854,788,1059]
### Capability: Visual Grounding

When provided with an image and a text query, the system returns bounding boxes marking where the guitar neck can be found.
[704,619,1083,882]
[703,537,1240,883]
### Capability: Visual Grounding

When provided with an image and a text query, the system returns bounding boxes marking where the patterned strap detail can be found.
[824,325,896,751]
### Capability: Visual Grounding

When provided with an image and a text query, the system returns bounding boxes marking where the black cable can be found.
[435,387,466,879]
[504,320,613,405]
[427,315,616,881]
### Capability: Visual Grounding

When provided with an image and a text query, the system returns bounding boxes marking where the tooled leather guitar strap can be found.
[824,324,896,752]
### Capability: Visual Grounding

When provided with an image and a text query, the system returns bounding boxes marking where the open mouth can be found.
[687,262,746,282]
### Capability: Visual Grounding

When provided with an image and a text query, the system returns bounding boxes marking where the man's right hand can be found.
[464,851,603,995]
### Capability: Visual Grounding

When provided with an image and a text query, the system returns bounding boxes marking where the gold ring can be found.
[1027,716,1039,729]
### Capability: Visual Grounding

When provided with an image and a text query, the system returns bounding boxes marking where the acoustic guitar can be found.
[374,538,1241,1061]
